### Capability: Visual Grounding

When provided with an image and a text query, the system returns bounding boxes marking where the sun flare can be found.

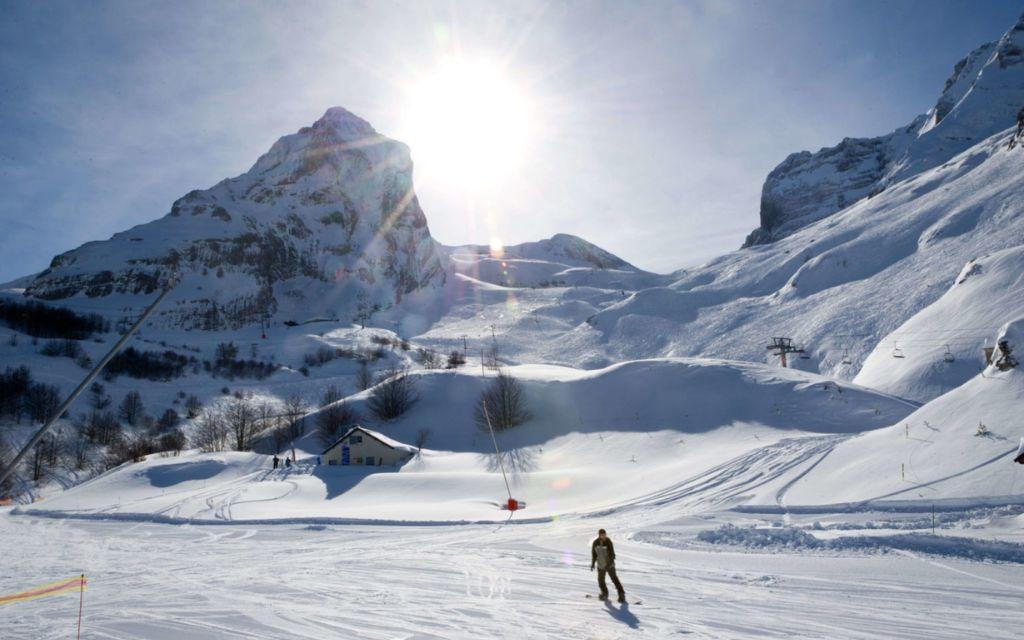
[401,58,532,189]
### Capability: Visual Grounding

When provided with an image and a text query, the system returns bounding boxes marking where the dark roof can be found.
[320,425,413,456]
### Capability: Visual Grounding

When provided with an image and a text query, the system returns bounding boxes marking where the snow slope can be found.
[783,321,1024,508]
[855,245,1024,401]
[23,359,914,523]
[745,13,1024,245]
[548,124,1024,384]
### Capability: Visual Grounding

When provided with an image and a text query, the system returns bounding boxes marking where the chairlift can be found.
[841,348,852,365]
[943,344,955,363]
[892,342,905,359]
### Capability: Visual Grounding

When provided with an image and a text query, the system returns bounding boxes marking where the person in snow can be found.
[590,528,626,602]
[273,455,279,469]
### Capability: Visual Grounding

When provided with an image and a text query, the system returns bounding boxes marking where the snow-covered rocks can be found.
[23,107,447,329]
[745,12,1024,247]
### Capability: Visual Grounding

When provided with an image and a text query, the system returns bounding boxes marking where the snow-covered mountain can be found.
[744,13,1024,246]
[445,234,664,290]
[3,10,1024,539]
[23,107,448,329]
[500,13,1024,392]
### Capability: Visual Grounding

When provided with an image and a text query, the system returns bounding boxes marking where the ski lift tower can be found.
[766,337,804,368]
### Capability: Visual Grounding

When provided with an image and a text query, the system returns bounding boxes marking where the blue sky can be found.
[1,0,1022,281]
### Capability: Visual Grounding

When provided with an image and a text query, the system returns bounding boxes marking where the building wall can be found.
[323,431,409,467]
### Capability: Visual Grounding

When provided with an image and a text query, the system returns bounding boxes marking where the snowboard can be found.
[586,594,642,605]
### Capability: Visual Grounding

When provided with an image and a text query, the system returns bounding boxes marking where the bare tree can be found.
[418,348,441,369]
[368,366,418,420]
[0,436,14,497]
[482,341,500,370]
[271,425,289,454]
[191,408,229,452]
[317,386,359,447]
[88,382,111,411]
[158,429,187,456]
[415,428,431,453]
[24,383,60,423]
[86,410,121,446]
[118,390,146,426]
[68,431,94,470]
[283,393,306,462]
[225,397,258,451]
[355,361,373,391]
[29,433,61,481]
[475,370,531,432]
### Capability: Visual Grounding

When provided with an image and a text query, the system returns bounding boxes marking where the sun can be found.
[400,58,532,189]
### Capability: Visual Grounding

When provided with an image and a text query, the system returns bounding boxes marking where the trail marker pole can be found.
[76,574,86,640]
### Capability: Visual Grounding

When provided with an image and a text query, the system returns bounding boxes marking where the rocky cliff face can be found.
[744,13,1024,247]
[24,107,447,329]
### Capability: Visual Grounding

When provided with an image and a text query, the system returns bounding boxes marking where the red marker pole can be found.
[76,574,86,640]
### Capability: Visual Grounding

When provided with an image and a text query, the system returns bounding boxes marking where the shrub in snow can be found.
[39,338,86,360]
[318,386,359,446]
[474,370,531,432]
[355,362,373,390]
[417,348,441,369]
[191,409,229,452]
[368,366,418,420]
[185,394,203,418]
[118,391,146,427]
[0,299,108,340]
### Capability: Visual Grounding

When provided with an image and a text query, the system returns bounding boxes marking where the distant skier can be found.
[272,455,279,469]
[285,457,292,468]
[590,528,626,603]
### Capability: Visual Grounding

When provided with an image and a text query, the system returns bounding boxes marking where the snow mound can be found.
[644,524,1024,563]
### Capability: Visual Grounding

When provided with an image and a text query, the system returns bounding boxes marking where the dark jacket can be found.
[591,537,616,570]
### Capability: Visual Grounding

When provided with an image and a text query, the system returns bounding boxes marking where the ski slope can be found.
[21,359,915,523]
[3,506,1023,640]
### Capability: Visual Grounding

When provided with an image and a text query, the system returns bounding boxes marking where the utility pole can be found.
[459,334,468,353]
[766,337,804,368]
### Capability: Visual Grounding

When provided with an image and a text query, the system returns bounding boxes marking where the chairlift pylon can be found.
[943,344,955,363]
[841,348,852,365]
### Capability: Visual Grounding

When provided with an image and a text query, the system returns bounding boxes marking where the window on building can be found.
[355,457,363,464]
[350,435,363,444]
[365,456,375,466]
[328,459,337,466]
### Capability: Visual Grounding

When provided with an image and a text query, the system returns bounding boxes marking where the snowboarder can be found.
[272,455,279,469]
[590,528,626,603]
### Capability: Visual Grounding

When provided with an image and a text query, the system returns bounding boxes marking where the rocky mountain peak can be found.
[24,107,446,330]
[744,12,1024,248]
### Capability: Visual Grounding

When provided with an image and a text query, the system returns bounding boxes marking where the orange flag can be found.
[0,576,86,606]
